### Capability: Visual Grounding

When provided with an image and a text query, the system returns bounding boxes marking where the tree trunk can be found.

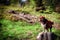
[35,0,42,7]
[37,32,59,40]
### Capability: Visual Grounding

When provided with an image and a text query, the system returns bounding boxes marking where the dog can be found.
[39,16,54,32]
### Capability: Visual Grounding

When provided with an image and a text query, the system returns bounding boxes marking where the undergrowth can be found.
[0,5,60,40]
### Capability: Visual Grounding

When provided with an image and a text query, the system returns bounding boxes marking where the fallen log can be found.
[8,10,38,23]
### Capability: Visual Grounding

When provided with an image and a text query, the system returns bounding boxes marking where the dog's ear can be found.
[40,16,45,19]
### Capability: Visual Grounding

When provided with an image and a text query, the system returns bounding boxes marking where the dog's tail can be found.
[51,21,54,25]
[48,21,54,25]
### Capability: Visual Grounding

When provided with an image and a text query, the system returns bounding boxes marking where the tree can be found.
[35,0,43,7]
[0,0,10,5]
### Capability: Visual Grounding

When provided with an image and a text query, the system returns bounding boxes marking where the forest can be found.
[0,0,60,40]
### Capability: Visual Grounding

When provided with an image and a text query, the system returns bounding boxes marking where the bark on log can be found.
[37,32,59,40]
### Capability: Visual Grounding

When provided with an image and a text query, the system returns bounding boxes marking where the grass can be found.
[0,5,60,40]
[0,19,42,40]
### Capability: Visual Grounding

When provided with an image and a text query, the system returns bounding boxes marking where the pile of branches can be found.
[8,10,38,24]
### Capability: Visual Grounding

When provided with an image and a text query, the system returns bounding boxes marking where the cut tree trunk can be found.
[37,32,59,40]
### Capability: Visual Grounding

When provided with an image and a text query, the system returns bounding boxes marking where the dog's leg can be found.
[44,28,45,32]
[50,26,52,32]
[46,29,49,32]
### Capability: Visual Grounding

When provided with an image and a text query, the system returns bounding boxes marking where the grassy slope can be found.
[0,5,60,40]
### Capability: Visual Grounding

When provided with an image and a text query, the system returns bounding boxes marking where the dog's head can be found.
[39,16,47,24]
[40,16,45,22]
